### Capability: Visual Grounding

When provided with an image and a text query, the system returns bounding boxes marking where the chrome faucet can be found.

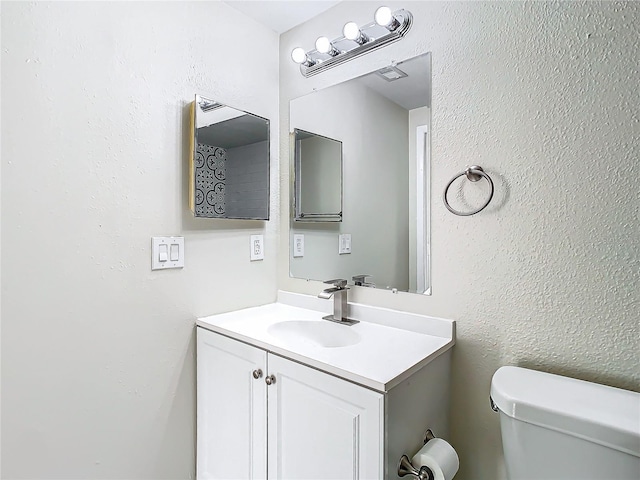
[318,279,359,326]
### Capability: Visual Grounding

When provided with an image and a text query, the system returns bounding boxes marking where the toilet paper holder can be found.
[397,429,437,480]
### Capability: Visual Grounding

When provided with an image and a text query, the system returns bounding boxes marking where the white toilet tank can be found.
[491,366,640,480]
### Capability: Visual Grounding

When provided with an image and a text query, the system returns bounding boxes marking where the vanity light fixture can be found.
[291,47,316,67]
[290,6,412,78]
[374,6,401,31]
[198,97,224,112]
[343,22,369,45]
[315,36,340,56]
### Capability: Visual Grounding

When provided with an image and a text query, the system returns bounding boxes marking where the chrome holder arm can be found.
[397,455,435,480]
[397,429,438,480]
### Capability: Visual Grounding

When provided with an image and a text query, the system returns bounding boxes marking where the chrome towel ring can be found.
[443,165,494,216]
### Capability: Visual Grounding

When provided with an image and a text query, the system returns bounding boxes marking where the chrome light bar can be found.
[291,8,413,78]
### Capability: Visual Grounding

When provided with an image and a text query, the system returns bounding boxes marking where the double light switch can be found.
[152,237,185,270]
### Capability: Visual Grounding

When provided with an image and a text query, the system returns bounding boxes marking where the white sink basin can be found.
[197,296,455,391]
[267,320,361,348]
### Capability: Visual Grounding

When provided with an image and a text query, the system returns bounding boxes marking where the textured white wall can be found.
[1,2,278,478]
[279,2,640,479]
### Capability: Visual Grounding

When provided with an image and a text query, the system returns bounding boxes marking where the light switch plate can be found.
[152,236,184,270]
[250,235,264,261]
[339,234,351,254]
[293,234,304,258]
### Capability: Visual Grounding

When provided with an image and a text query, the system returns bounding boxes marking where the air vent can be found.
[376,66,408,82]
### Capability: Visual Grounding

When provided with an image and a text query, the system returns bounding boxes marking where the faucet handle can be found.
[352,274,371,286]
[323,278,347,288]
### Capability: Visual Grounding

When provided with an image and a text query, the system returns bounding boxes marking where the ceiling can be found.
[223,1,341,34]
[356,53,431,111]
[198,114,269,149]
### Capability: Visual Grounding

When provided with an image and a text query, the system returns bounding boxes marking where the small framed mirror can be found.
[293,128,343,222]
[190,95,270,220]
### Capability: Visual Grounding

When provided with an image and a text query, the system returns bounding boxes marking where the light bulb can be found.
[315,36,332,54]
[374,6,399,30]
[343,22,360,41]
[374,6,392,26]
[291,47,307,64]
[343,21,369,45]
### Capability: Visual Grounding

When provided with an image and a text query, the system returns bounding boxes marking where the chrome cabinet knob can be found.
[252,369,263,379]
[265,374,276,385]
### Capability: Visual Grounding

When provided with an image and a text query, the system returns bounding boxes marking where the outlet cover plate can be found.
[250,235,264,261]
[339,234,351,254]
[293,234,304,258]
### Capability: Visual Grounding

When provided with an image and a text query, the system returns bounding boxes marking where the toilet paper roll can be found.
[411,438,459,480]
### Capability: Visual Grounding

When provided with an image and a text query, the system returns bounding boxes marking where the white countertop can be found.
[197,291,455,392]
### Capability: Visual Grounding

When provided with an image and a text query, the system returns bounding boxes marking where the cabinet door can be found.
[197,329,267,480]
[267,354,384,480]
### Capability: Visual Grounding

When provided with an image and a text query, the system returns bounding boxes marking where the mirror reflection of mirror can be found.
[293,129,343,222]
[190,95,270,220]
[289,53,431,294]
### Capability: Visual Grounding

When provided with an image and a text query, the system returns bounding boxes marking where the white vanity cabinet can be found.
[197,328,268,479]
[196,295,455,480]
[197,328,384,480]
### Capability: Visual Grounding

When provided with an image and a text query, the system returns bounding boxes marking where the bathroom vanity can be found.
[196,292,455,480]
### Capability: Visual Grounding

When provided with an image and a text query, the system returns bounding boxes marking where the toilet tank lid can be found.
[491,366,640,457]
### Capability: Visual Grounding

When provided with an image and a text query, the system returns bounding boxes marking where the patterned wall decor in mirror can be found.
[190,95,270,220]
[289,53,431,294]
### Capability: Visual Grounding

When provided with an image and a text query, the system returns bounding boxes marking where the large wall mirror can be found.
[289,52,431,294]
[190,95,270,220]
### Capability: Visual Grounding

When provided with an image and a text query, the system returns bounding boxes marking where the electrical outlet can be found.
[338,234,351,254]
[293,234,304,258]
[250,235,264,261]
